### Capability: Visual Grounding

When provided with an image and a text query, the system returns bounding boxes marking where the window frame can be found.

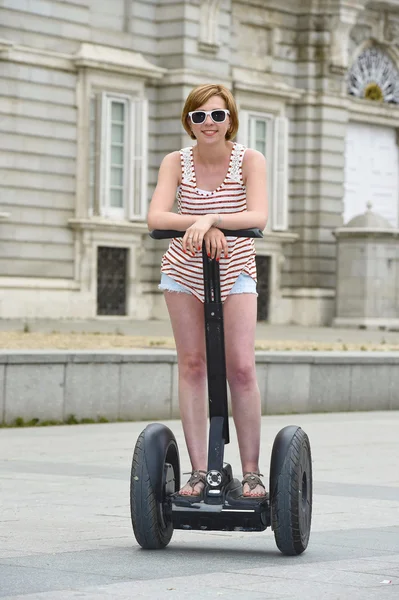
[240,110,274,232]
[239,109,288,232]
[89,91,148,222]
[103,94,130,220]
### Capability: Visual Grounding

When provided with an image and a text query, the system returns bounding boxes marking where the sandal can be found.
[242,472,267,498]
[178,470,207,496]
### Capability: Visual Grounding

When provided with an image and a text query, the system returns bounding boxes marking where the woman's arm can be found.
[214,149,268,231]
[147,152,200,231]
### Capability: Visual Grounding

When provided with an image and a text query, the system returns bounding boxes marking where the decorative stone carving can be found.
[384,16,399,44]
[328,3,367,75]
[359,9,399,46]
[330,21,353,75]
[373,10,386,44]
[329,10,362,75]
[198,0,221,54]
[347,46,399,104]
[350,24,372,47]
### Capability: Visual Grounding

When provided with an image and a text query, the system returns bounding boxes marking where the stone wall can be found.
[1,350,398,425]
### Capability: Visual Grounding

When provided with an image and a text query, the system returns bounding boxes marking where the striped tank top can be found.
[161,142,257,303]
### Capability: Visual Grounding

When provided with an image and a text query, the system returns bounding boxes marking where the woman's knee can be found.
[228,361,257,389]
[179,352,207,383]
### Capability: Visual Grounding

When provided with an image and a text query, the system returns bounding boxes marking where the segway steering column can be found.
[150,227,263,497]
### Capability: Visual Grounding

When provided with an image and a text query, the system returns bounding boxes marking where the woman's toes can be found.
[243,482,266,497]
[179,481,204,496]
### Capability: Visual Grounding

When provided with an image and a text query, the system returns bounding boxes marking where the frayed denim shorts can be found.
[159,272,257,296]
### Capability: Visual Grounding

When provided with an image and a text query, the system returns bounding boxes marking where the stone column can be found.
[283,2,365,326]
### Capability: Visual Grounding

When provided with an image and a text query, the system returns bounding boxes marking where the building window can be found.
[240,111,288,231]
[250,117,269,156]
[107,99,127,213]
[89,93,148,220]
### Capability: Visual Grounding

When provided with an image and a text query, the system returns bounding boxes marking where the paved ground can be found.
[1,318,399,350]
[1,412,398,599]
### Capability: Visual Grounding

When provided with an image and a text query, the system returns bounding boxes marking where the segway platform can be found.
[171,464,270,532]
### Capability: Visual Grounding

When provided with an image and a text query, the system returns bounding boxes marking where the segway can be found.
[130,228,312,555]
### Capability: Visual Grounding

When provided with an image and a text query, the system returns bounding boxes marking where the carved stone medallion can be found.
[347,46,399,104]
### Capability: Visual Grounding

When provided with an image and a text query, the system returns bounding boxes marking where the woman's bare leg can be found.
[224,293,265,497]
[164,291,208,495]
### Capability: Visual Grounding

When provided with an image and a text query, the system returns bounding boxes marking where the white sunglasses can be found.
[188,109,230,124]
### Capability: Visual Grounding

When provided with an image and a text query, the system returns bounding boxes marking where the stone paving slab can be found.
[0,412,398,599]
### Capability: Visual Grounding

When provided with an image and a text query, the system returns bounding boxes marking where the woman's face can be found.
[188,95,231,144]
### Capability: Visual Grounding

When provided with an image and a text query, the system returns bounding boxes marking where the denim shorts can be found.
[159,272,257,296]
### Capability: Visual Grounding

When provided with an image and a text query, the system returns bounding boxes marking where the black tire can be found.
[271,427,312,556]
[130,427,179,550]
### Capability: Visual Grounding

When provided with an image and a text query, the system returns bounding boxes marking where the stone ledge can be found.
[0,350,177,365]
[0,40,166,80]
[68,218,149,236]
[256,351,399,364]
[1,351,398,424]
[2,350,399,365]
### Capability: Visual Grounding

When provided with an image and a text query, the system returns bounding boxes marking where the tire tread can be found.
[130,432,173,550]
[272,429,312,556]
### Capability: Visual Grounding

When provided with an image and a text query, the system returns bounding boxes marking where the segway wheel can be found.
[130,424,180,550]
[270,426,312,556]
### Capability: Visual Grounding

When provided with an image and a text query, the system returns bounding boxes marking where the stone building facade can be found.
[0,0,399,325]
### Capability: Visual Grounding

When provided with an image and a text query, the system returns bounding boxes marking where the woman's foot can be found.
[178,470,206,496]
[242,472,267,498]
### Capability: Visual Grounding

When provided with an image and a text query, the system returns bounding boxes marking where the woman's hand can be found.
[204,227,228,261]
[183,214,215,254]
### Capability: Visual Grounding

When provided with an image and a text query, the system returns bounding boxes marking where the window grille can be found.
[97,246,128,315]
[256,255,271,322]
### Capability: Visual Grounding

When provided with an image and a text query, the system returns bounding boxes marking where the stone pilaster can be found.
[282,2,366,324]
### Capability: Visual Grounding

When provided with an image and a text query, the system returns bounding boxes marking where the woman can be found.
[147,83,268,498]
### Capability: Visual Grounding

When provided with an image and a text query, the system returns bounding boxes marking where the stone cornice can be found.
[69,219,298,245]
[233,69,304,101]
[74,44,165,79]
[297,92,348,108]
[0,39,72,71]
[68,218,149,236]
[348,95,399,127]
[0,39,165,80]
[282,287,335,298]
[296,92,399,125]
[257,231,299,245]
[333,227,399,238]
[159,68,231,88]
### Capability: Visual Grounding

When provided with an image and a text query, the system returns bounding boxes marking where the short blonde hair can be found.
[181,84,239,141]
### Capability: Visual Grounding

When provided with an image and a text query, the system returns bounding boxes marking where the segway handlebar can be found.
[150,227,264,240]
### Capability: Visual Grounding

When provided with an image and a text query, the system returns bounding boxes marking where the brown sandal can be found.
[179,470,207,496]
[242,472,267,498]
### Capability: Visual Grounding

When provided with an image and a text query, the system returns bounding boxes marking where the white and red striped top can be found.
[161,142,257,303]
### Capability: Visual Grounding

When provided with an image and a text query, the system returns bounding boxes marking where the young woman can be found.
[147,84,268,498]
